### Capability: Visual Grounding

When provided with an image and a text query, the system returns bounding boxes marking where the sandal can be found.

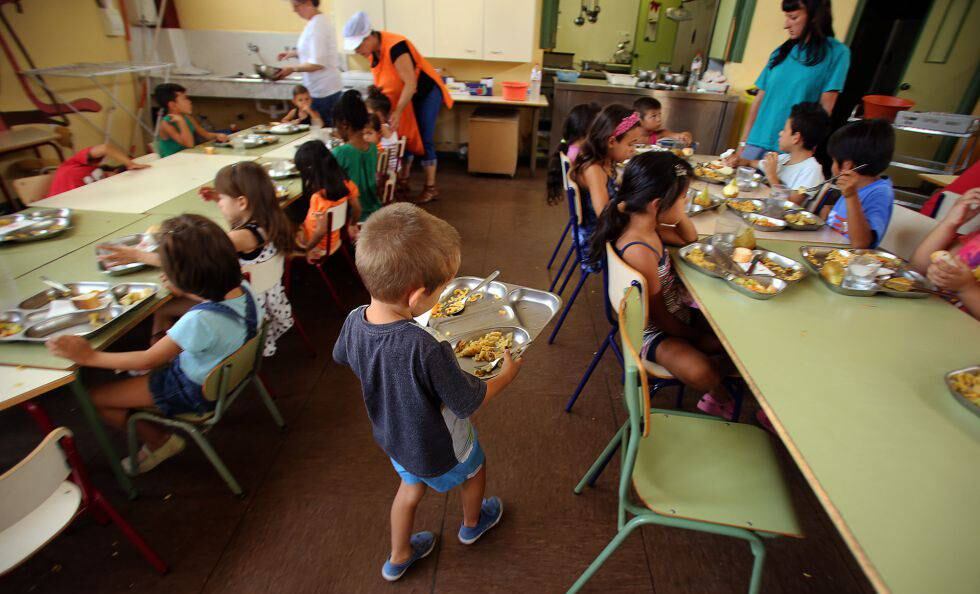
[696,393,734,420]
[411,185,439,204]
[121,433,186,475]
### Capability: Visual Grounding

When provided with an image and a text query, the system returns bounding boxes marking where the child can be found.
[820,119,896,249]
[366,86,407,195]
[294,139,362,262]
[363,113,382,146]
[46,143,149,197]
[332,90,381,221]
[281,85,324,127]
[912,188,980,319]
[726,101,829,205]
[333,203,522,581]
[153,83,228,158]
[47,215,264,473]
[589,152,751,424]
[570,104,645,249]
[546,102,600,205]
[632,97,692,146]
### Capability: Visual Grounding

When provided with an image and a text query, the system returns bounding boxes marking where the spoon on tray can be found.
[442,270,500,316]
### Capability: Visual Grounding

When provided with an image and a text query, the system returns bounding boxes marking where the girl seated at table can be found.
[331,90,381,219]
[294,139,361,263]
[570,104,645,249]
[47,215,264,474]
[546,102,600,205]
[589,152,761,426]
[99,162,295,357]
[911,188,980,319]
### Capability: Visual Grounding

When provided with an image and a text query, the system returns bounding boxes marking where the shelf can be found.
[847,116,977,139]
[889,154,959,175]
[24,62,173,79]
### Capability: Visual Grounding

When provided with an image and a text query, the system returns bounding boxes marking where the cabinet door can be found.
[385,0,434,56]
[484,0,535,62]
[333,0,385,53]
[433,0,484,59]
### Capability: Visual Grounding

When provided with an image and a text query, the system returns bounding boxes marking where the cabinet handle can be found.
[466,49,476,53]
[490,50,503,54]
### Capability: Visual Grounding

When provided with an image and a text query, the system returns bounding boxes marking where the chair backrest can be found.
[377,146,389,174]
[605,242,649,326]
[559,151,572,191]
[241,254,285,294]
[201,325,267,420]
[381,172,396,205]
[618,286,652,437]
[879,205,939,260]
[327,200,349,233]
[934,191,980,234]
[0,427,72,533]
[11,174,54,205]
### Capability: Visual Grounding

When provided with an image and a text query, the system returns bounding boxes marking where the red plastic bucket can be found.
[501,81,528,101]
[862,95,915,121]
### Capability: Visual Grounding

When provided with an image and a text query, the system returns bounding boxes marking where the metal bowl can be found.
[741,212,787,232]
[725,274,788,300]
[254,64,281,80]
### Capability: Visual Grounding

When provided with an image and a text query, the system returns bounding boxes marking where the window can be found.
[710,0,756,63]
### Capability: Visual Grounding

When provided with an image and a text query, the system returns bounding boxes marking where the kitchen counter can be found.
[550,79,740,155]
[149,71,374,101]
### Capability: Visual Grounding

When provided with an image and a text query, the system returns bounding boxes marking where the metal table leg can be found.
[70,379,138,499]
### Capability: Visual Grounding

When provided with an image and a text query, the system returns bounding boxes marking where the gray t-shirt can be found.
[333,306,487,477]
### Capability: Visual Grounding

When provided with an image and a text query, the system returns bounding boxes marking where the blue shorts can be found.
[740,144,768,161]
[148,363,214,417]
[391,439,485,493]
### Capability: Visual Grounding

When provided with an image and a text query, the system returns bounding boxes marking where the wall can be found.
[709,0,738,59]
[553,0,640,64]
[0,0,140,155]
[633,0,683,70]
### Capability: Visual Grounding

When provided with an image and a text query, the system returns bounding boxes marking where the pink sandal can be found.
[696,393,734,420]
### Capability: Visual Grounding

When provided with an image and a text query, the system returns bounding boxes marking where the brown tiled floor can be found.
[1,162,875,594]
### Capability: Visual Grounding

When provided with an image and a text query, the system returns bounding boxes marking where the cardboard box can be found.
[468,108,520,176]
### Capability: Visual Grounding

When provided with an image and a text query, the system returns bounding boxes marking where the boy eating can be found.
[633,97,692,146]
[333,204,523,581]
[281,85,324,127]
[820,119,896,249]
[153,83,228,158]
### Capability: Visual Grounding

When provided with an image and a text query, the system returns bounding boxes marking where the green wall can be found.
[633,0,683,69]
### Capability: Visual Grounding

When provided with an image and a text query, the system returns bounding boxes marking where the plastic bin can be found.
[501,81,528,101]
[862,95,915,121]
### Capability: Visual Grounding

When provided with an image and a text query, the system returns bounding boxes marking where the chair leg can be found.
[574,421,626,494]
[255,376,286,429]
[126,414,142,477]
[556,257,579,295]
[339,243,363,288]
[547,269,590,345]
[315,264,345,310]
[290,313,317,357]
[726,379,744,422]
[568,516,649,594]
[91,490,168,574]
[183,427,244,497]
[747,537,766,594]
[546,220,571,269]
[609,336,625,366]
[565,328,615,412]
[549,244,575,293]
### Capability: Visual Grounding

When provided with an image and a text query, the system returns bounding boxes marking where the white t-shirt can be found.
[777,154,824,191]
[296,13,342,98]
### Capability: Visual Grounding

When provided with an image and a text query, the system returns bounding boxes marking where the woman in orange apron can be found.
[343,11,453,204]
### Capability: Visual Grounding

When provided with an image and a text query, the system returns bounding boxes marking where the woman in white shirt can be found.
[277,0,343,125]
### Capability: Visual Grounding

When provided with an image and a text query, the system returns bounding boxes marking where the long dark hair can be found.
[770,0,836,68]
[365,85,392,119]
[332,89,369,139]
[294,140,351,203]
[572,104,640,183]
[548,103,601,205]
[214,161,295,256]
[588,152,692,264]
[158,214,243,302]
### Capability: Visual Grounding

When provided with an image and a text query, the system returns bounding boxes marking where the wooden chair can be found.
[242,253,316,357]
[11,173,53,207]
[126,326,285,497]
[879,205,939,260]
[0,425,167,575]
[568,286,803,594]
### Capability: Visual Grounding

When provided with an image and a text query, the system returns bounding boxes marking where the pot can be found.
[637,69,655,83]
[664,72,688,85]
[254,64,282,80]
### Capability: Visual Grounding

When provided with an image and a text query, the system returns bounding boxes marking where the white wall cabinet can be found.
[384,0,434,56]
[432,0,484,59]
[484,0,535,62]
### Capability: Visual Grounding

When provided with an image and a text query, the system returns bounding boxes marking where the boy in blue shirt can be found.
[821,119,896,248]
[333,203,523,582]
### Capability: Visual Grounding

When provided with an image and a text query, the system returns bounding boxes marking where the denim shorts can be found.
[149,363,214,417]
[391,439,485,493]
[740,144,768,161]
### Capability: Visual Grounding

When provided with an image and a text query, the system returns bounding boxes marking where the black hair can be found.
[572,103,640,183]
[365,85,392,119]
[826,118,895,176]
[632,97,662,113]
[332,89,369,136]
[214,161,295,256]
[294,140,350,202]
[153,83,187,109]
[788,101,831,151]
[367,112,383,133]
[770,0,836,68]
[158,214,242,302]
[547,102,600,205]
[588,152,693,264]
[293,85,311,97]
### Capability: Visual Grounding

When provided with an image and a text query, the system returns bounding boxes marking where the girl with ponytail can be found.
[546,102,600,205]
[591,152,739,421]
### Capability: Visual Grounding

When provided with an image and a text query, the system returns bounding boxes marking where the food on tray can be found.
[432,288,482,318]
[71,291,104,310]
[693,187,713,208]
[728,200,759,213]
[0,321,22,337]
[750,217,781,228]
[119,288,153,306]
[820,261,845,285]
[88,312,108,327]
[761,257,804,281]
[826,249,854,267]
[930,250,959,267]
[732,247,753,263]
[686,247,717,271]
[881,277,918,292]
[145,224,161,236]
[733,226,756,250]
[785,212,818,226]
[949,369,980,406]
[454,331,514,363]
[682,147,694,158]
[722,180,739,198]
[796,186,809,195]
[732,277,777,294]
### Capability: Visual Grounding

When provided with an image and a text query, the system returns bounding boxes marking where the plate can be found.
[96,234,157,276]
[264,160,298,179]
[0,217,71,243]
[741,212,787,231]
[451,326,530,379]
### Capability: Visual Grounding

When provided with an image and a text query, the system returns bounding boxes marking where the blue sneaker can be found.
[457,497,503,545]
[381,531,436,582]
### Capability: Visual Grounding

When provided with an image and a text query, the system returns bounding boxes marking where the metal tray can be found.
[215,134,278,148]
[506,287,562,340]
[0,217,72,244]
[264,160,298,179]
[726,198,764,214]
[741,212,787,231]
[751,250,807,283]
[96,234,157,276]
[686,189,723,216]
[783,209,825,231]
[945,366,980,418]
[678,243,727,278]
[724,274,788,300]
[875,270,936,298]
[28,208,72,220]
[451,326,531,379]
[760,198,797,215]
[798,246,930,298]
[20,305,124,341]
[268,123,309,134]
[19,281,112,310]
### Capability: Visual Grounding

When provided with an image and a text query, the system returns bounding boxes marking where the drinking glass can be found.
[231,136,246,155]
[841,255,882,290]
[736,166,756,191]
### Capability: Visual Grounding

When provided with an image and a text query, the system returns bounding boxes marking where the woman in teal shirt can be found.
[734,0,850,161]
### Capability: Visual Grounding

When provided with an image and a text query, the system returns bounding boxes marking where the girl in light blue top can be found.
[735,0,850,161]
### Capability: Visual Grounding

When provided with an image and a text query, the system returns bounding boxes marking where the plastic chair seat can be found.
[0,480,81,574]
[632,412,803,538]
[641,360,675,379]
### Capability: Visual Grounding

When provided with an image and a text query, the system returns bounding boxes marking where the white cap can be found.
[342,11,372,53]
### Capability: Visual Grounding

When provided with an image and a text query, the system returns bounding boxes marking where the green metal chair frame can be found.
[568,287,803,594]
[126,324,285,497]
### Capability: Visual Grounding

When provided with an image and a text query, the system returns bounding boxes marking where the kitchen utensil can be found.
[801,164,867,195]
[247,43,267,65]
[475,343,528,376]
[41,276,72,295]
[451,270,500,316]
[253,64,281,81]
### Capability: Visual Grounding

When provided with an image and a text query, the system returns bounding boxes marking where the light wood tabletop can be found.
[672,239,980,594]
[0,366,74,410]
[917,173,957,187]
